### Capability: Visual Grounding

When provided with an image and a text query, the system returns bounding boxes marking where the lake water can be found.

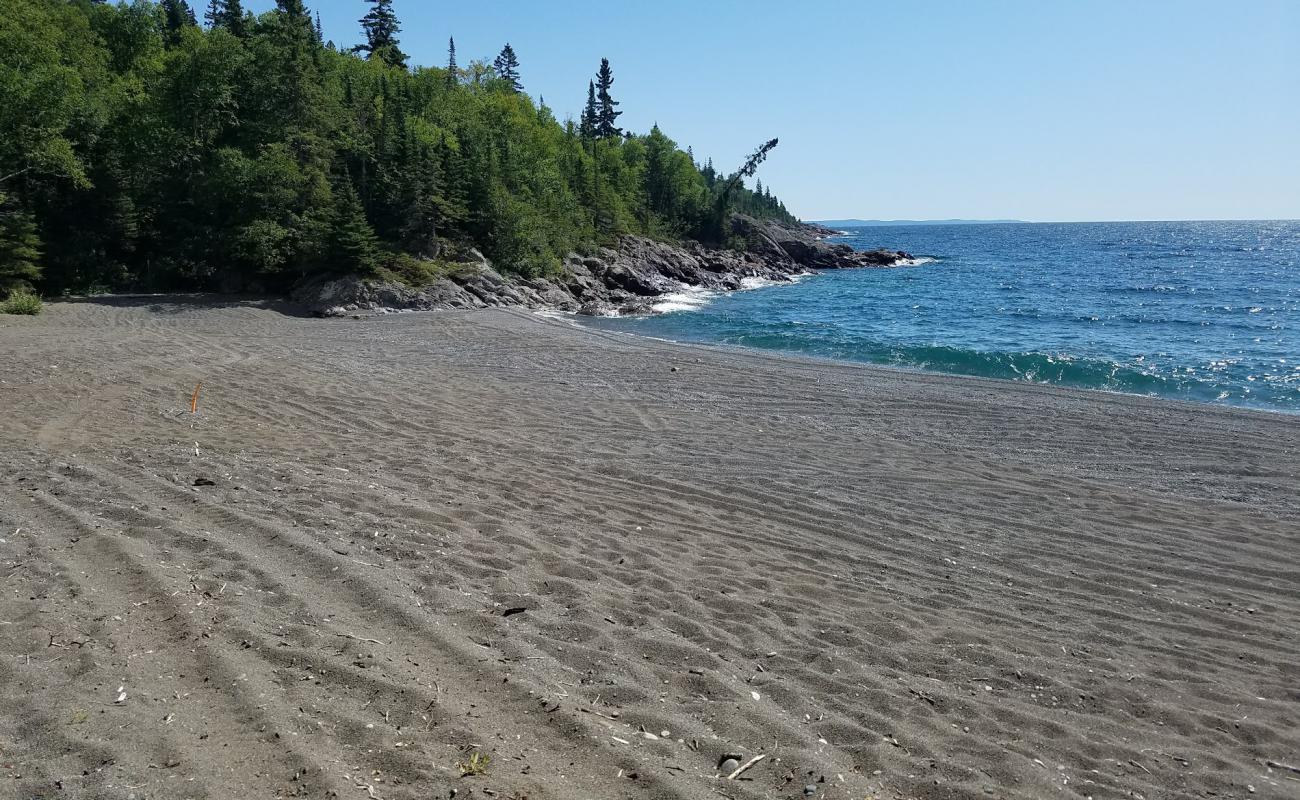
[580,220,1300,412]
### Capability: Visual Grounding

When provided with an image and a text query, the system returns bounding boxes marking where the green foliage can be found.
[445,36,457,87]
[1,289,43,315]
[1,0,798,296]
[356,0,405,69]
[328,180,380,275]
[204,0,247,38]
[0,193,43,293]
[458,751,490,777]
[579,80,597,140]
[492,43,521,92]
[594,58,621,139]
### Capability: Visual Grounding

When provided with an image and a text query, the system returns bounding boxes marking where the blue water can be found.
[581,221,1300,412]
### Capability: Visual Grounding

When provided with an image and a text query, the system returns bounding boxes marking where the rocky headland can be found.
[294,216,911,317]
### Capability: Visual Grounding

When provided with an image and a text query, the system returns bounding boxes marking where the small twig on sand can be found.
[727,754,765,780]
[1268,760,1300,775]
[335,632,385,646]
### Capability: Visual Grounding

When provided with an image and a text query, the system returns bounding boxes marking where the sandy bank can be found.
[1,299,1297,799]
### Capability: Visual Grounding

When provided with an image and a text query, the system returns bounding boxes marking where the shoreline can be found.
[3,301,1297,799]
[20,292,1299,418]
[550,307,1300,420]
[292,217,913,318]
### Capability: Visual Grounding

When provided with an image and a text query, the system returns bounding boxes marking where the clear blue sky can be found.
[248,0,1298,222]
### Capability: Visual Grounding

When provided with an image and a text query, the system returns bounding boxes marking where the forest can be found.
[0,0,797,305]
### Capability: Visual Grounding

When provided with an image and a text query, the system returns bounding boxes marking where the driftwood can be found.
[726,754,765,780]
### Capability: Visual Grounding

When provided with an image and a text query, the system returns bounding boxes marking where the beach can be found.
[1,298,1297,800]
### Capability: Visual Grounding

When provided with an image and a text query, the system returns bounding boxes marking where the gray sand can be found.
[2,299,1298,799]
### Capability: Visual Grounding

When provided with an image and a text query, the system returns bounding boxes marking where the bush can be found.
[0,290,43,315]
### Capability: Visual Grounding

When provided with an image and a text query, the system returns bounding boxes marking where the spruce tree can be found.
[329,182,379,274]
[594,58,621,139]
[161,0,197,46]
[0,194,41,294]
[314,10,323,44]
[356,0,406,69]
[493,43,522,92]
[579,80,598,139]
[206,0,245,36]
[271,0,321,128]
[445,37,458,87]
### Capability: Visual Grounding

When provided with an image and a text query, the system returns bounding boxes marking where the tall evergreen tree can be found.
[356,0,405,69]
[0,193,41,294]
[492,43,522,92]
[328,181,379,274]
[579,80,598,139]
[161,0,197,46]
[314,10,323,44]
[269,0,323,128]
[594,58,621,139]
[445,36,458,87]
[204,0,245,36]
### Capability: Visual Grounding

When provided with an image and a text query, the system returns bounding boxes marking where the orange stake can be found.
[191,382,202,414]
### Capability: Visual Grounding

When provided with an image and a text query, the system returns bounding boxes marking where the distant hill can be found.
[815,219,1025,228]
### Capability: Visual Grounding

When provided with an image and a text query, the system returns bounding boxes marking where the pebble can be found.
[804,785,818,796]
[719,758,740,774]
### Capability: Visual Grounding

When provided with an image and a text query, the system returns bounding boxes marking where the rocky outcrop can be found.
[293,217,912,318]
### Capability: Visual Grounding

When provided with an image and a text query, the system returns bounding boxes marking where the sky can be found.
[247,0,1299,222]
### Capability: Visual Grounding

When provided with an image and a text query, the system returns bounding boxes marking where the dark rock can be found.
[193,477,216,487]
[291,217,910,318]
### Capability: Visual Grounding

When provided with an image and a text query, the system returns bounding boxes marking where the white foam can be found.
[654,274,813,314]
[652,285,721,314]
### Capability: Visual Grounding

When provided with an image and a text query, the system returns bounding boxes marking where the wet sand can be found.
[1,298,1297,799]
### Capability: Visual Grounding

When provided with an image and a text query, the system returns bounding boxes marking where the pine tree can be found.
[356,0,406,69]
[206,0,245,36]
[445,37,458,88]
[594,58,621,139]
[329,182,379,274]
[161,0,197,46]
[314,10,323,44]
[271,0,321,127]
[493,43,522,92]
[644,124,671,216]
[579,81,598,139]
[0,194,42,294]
